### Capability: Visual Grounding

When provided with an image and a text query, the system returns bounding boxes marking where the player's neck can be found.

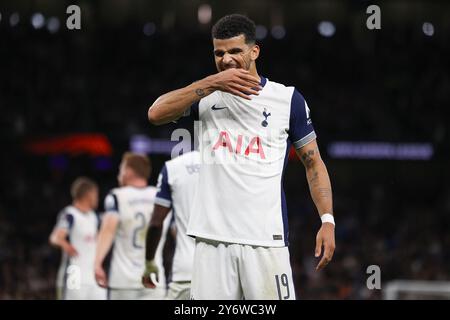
[125,178,147,189]
[248,66,260,83]
[73,201,91,214]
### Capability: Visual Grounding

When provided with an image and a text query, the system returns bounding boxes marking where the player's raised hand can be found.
[142,260,159,289]
[95,265,108,288]
[315,223,335,271]
[210,68,262,100]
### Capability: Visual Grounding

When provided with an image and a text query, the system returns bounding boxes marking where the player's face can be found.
[213,34,259,72]
[87,188,99,210]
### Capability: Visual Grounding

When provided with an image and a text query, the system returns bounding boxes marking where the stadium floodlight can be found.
[198,4,212,24]
[10,12,20,27]
[422,22,434,36]
[271,25,286,39]
[143,22,156,36]
[31,12,45,29]
[318,21,335,37]
[255,25,268,40]
[47,17,60,34]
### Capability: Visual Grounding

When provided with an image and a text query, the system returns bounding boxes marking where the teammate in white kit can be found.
[147,14,336,300]
[142,150,200,300]
[49,177,106,300]
[94,152,167,300]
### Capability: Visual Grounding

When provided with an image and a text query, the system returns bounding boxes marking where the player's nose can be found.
[222,52,234,64]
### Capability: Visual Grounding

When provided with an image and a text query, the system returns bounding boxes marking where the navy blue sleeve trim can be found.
[104,193,119,213]
[155,165,172,207]
[288,89,316,148]
[65,214,74,230]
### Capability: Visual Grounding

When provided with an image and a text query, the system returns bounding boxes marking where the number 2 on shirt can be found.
[132,212,146,249]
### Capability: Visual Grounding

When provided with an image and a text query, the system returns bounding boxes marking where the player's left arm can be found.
[142,164,173,288]
[94,213,119,288]
[296,139,336,271]
[142,204,171,288]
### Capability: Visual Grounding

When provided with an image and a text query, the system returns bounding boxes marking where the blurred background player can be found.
[142,150,200,300]
[148,14,335,300]
[49,177,106,300]
[94,152,168,299]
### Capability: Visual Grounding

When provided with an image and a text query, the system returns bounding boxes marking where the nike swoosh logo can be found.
[211,105,228,111]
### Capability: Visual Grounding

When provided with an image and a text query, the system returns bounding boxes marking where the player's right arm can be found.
[94,213,119,288]
[49,212,78,257]
[94,194,120,288]
[49,229,78,257]
[148,68,262,125]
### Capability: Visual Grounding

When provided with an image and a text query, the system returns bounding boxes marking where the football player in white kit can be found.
[147,14,336,300]
[49,177,106,300]
[142,150,200,300]
[94,152,168,300]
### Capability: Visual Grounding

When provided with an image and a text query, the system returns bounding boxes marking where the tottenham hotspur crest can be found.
[261,108,271,127]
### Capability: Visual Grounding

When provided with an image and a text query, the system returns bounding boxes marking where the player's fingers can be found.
[150,273,160,287]
[96,274,107,288]
[324,241,335,260]
[228,88,252,100]
[238,73,262,86]
[235,69,260,83]
[315,237,322,258]
[316,255,330,271]
[230,83,260,96]
[234,78,263,91]
[233,72,261,86]
[142,276,155,288]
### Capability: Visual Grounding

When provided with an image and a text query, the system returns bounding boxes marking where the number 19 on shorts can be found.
[275,273,290,300]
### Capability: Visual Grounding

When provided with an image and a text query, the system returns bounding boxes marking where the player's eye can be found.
[214,51,224,57]
[228,48,243,55]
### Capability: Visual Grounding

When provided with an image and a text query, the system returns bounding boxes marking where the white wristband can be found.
[321,213,335,226]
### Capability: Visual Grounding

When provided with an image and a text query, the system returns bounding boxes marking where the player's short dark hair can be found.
[122,152,151,180]
[212,14,256,44]
[70,177,98,200]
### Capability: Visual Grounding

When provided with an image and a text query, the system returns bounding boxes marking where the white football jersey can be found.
[55,205,100,287]
[186,76,316,247]
[155,150,200,282]
[104,186,168,289]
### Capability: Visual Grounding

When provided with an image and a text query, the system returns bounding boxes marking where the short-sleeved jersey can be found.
[155,151,200,282]
[103,186,168,289]
[186,76,316,247]
[55,205,100,287]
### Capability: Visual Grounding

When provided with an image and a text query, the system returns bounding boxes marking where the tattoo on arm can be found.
[195,88,205,97]
[308,170,319,187]
[300,149,315,169]
[318,188,332,198]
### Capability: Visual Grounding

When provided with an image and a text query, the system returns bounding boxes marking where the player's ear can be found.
[250,44,260,61]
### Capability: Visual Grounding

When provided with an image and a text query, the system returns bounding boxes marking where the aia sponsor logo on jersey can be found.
[84,234,96,243]
[212,131,266,159]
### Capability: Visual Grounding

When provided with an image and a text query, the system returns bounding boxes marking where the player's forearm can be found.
[145,225,162,261]
[148,76,216,125]
[94,231,114,268]
[51,236,70,250]
[49,231,67,248]
[306,160,333,216]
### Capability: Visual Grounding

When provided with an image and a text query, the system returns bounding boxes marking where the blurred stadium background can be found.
[0,0,449,299]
